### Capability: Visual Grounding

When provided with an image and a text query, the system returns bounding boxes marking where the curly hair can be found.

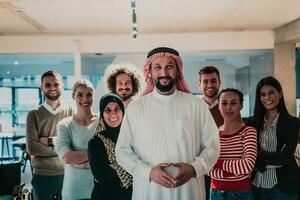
[104,63,143,97]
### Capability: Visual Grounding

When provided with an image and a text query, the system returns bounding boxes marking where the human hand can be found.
[173,162,196,187]
[255,157,266,172]
[150,163,177,188]
[73,162,90,169]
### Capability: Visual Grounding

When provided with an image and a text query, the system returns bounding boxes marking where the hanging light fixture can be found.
[131,0,138,39]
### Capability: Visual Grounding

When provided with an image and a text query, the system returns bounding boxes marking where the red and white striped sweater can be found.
[208,125,257,191]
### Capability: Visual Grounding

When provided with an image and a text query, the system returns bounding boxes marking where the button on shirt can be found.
[253,113,279,189]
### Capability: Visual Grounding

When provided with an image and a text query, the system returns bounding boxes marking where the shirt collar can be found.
[42,102,63,115]
[210,99,219,109]
[202,97,219,109]
[264,113,280,126]
[153,88,178,103]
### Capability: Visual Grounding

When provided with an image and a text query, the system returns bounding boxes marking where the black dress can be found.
[88,124,132,200]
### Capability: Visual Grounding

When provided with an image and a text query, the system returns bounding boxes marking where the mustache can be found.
[157,76,171,81]
[117,88,131,92]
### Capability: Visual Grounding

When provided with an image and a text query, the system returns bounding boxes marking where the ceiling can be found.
[0,0,298,78]
[0,0,299,36]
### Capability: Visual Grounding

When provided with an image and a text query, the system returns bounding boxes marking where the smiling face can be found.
[72,86,94,111]
[116,73,133,101]
[219,91,243,121]
[103,102,123,128]
[150,56,177,94]
[199,72,221,100]
[40,75,63,101]
[259,85,282,112]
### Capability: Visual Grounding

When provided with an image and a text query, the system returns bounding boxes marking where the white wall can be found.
[0,32,274,53]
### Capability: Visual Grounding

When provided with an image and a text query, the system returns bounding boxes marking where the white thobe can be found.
[116,89,220,200]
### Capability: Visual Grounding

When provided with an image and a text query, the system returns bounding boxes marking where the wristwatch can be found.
[47,137,53,146]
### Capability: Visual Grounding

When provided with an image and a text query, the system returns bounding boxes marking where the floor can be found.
[0,152,32,200]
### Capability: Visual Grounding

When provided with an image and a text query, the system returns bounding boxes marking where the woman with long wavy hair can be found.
[250,76,300,200]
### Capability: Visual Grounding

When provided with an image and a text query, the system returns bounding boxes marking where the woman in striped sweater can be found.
[251,77,300,200]
[208,88,257,200]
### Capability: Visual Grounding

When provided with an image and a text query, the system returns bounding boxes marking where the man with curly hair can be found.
[104,63,143,108]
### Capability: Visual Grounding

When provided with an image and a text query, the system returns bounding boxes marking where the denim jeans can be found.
[210,188,254,200]
[253,185,298,200]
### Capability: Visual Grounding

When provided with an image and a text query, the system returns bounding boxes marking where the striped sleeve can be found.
[222,126,257,176]
[208,168,235,179]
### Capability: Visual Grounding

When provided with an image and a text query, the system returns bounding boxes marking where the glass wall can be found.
[0,50,277,131]
[0,87,12,131]
[16,88,40,128]
[183,49,274,118]
[0,53,116,133]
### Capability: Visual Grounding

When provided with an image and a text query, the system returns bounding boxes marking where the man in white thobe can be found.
[116,47,220,200]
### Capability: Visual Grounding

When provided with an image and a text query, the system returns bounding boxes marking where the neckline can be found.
[153,88,178,103]
[264,113,280,124]
[72,115,98,127]
[42,102,63,114]
[220,125,247,137]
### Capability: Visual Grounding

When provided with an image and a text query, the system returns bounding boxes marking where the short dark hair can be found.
[41,70,62,83]
[105,64,141,97]
[198,66,220,81]
[218,88,244,103]
[253,76,289,132]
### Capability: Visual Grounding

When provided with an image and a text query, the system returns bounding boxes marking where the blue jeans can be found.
[210,188,254,200]
[253,185,298,200]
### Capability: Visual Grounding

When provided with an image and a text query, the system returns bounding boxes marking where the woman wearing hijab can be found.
[88,94,132,200]
[250,76,300,200]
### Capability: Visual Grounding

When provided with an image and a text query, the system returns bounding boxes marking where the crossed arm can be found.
[55,122,90,168]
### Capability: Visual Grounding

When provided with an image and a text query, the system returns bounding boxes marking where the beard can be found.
[44,92,61,101]
[119,93,133,101]
[154,77,175,93]
[204,89,219,99]
[117,88,133,101]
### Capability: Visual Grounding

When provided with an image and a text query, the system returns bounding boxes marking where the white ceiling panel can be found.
[11,0,132,34]
[0,5,39,33]
[0,0,299,35]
